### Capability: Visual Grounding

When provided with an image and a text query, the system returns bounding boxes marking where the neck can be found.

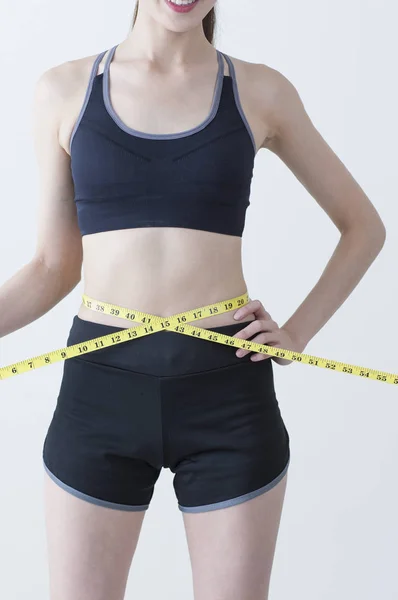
[119,9,214,67]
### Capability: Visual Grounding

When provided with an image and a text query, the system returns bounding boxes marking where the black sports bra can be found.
[70,45,257,238]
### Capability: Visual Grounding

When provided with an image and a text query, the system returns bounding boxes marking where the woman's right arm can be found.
[0,65,83,338]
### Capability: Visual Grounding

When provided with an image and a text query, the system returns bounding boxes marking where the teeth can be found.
[169,0,197,5]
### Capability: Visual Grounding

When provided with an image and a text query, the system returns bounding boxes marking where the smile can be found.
[165,0,200,14]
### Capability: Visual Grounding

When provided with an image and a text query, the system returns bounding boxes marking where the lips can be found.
[164,0,200,14]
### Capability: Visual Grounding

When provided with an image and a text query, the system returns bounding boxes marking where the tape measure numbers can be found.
[0,292,397,385]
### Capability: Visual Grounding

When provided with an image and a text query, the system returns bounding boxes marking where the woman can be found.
[0,0,386,599]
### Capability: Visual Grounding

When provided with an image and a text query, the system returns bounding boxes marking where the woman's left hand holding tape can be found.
[232,299,307,365]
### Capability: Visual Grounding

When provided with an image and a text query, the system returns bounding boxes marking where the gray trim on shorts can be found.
[178,457,290,514]
[102,44,225,140]
[43,462,149,512]
[220,52,257,156]
[69,49,108,152]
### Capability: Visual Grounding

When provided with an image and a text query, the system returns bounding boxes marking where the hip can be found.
[65,313,266,378]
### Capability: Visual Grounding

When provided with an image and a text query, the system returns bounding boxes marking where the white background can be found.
[0,1,397,598]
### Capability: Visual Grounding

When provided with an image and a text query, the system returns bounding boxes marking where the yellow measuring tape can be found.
[0,292,397,385]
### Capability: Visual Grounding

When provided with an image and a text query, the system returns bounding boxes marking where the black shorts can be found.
[43,315,290,513]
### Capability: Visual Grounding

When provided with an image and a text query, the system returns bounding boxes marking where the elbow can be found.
[377,221,387,248]
[33,253,82,294]
[365,216,387,250]
[339,193,387,251]
[343,213,386,257]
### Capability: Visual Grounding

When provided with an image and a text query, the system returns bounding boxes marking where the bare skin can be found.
[183,474,288,600]
[1,0,386,598]
[44,475,145,600]
[44,469,288,600]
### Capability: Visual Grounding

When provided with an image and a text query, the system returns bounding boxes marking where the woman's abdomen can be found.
[78,227,252,328]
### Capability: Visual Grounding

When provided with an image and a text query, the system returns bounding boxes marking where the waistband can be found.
[67,315,269,377]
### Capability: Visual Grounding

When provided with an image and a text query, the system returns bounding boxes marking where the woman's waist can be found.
[77,276,253,329]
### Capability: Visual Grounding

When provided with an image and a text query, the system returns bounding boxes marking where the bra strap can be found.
[219,51,234,80]
[103,44,118,77]
[215,49,225,78]
[218,51,257,155]
[69,48,108,152]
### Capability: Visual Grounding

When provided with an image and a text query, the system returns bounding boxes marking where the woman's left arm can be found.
[265,71,386,348]
[234,67,386,361]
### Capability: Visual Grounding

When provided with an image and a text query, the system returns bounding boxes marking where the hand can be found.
[232,299,306,366]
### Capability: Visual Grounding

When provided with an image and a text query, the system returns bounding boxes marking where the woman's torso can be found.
[58,44,273,329]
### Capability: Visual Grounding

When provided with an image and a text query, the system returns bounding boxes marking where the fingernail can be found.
[236,350,243,357]
[234,312,240,320]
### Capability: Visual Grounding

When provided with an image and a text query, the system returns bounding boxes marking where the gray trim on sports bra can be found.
[69,46,257,155]
[69,50,108,152]
[220,52,257,154]
[102,44,225,140]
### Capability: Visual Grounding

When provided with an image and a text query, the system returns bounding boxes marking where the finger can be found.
[234,299,269,321]
[251,336,294,361]
[250,335,281,361]
[234,299,271,322]
[236,330,280,358]
[233,319,279,341]
[267,343,293,366]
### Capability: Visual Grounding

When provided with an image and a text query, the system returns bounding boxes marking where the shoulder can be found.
[33,52,105,116]
[225,53,305,143]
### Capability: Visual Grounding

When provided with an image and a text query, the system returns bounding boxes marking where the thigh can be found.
[43,472,145,600]
[182,471,288,600]
[41,346,162,600]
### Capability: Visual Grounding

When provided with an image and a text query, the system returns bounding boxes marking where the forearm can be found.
[0,257,79,338]
[281,222,386,348]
